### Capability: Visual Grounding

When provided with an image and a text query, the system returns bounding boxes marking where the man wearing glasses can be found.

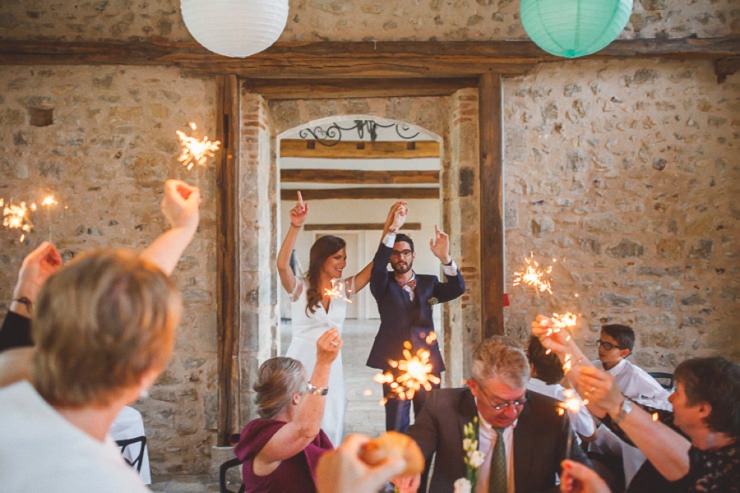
[367,203,465,433]
[404,336,589,493]
[588,324,673,489]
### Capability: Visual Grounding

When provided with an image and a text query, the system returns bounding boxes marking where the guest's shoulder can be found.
[525,389,562,413]
[234,419,286,460]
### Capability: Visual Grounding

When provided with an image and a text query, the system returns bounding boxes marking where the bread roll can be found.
[358,431,425,475]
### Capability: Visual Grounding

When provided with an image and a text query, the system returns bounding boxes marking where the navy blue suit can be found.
[368,240,465,431]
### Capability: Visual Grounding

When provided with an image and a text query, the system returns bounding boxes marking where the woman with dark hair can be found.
[277,191,406,446]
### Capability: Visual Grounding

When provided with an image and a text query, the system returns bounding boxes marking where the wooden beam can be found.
[281,187,438,200]
[479,73,504,339]
[0,37,737,78]
[304,222,422,231]
[281,140,440,159]
[281,169,439,185]
[243,77,479,99]
[215,74,240,446]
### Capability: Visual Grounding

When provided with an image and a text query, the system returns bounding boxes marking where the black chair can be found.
[116,435,147,472]
[219,457,245,493]
[648,371,674,390]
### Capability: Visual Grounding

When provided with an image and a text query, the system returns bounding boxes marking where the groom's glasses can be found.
[474,380,527,411]
[390,249,413,258]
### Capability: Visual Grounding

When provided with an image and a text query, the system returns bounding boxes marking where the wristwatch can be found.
[307,381,329,396]
[613,398,633,425]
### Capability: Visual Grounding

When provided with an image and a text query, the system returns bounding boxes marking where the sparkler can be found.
[176,122,221,171]
[513,253,553,294]
[324,279,352,303]
[41,195,58,242]
[2,199,36,242]
[557,389,583,459]
[374,341,441,429]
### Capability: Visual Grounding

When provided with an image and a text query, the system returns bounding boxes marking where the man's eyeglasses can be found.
[474,380,527,411]
[390,249,413,258]
[596,340,626,351]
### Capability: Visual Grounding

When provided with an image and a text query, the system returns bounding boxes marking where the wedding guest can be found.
[534,316,740,492]
[234,329,340,493]
[0,180,200,492]
[405,335,589,493]
[526,336,596,442]
[585,324,673,490]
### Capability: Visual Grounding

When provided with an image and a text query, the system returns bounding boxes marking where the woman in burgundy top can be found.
[235,327,342,492]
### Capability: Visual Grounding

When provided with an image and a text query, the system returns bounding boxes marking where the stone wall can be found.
[0,65,219,474]
[1,0,735,42]
[503,58,740,366]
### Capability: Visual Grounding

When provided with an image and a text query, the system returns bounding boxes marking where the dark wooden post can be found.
[215,74,240,446]
[478,73,504,338]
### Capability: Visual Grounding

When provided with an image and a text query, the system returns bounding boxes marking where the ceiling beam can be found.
[281,187,438,200]
[243,77,480,99]
[281,169,439,185]
[280,140,440,159]
[0,37,737,78]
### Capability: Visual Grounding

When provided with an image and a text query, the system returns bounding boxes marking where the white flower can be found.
[454,478,472,493]
[468,450,485,468]
[463,438,473,451]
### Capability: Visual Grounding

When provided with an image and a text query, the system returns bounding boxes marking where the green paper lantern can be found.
[520,0,633,58]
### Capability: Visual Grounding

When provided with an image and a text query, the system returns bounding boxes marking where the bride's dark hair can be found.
[305,235,346,316]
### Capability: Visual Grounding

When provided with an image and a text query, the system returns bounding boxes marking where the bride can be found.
[277,192,405,446]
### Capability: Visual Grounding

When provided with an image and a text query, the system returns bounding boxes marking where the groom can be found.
[367,203,465,432]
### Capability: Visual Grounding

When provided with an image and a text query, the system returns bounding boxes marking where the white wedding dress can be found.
[284,277,354,447]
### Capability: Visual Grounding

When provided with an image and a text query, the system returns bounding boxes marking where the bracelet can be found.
[290,224,302,229]
[12,296,33,310]
[306,381,329,396]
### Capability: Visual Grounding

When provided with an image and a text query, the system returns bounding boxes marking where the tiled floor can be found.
[150,319,387,491]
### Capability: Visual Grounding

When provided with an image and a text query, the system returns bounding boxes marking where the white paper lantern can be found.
[180,0,289,58]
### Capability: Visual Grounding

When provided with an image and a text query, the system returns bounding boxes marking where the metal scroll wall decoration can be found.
[298,120,421,147]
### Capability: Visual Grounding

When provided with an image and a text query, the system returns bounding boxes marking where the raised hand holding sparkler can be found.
[10,241,63,318]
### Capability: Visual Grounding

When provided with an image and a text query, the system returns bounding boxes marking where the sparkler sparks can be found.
[557,388,583,416]
[513,253,553,294]
[374,341,440,402]
[558,389,583,460]
[176,122,221,171]
[2,199,36,242]
[324,279,352,303]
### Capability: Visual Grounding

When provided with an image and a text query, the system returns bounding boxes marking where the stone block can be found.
[657,238,683,259]
[531,216,554,237]
[645,290,676,308]
[598,292,633,307]
[688,240,713,260]
[606,239,645,258]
